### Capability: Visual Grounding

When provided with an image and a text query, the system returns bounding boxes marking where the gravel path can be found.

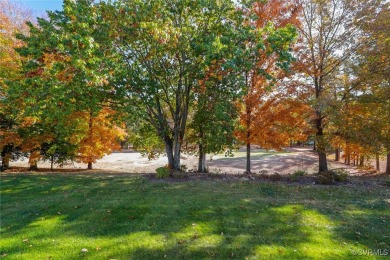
[10,147,385,175]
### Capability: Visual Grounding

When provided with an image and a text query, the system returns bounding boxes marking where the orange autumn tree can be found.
[70,108,126,169]
[234,0,301,173]
[0,0,32,170]
[235,87,312,173]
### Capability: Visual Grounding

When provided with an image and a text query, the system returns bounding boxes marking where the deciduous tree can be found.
[295,0,382,173]
[233,0,300,173]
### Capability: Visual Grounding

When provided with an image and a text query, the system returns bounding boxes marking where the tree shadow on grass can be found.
[1,174,389,259]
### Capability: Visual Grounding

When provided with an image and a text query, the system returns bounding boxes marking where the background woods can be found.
[0,0,389,175]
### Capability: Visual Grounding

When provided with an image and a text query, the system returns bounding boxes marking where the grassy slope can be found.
[0,174,389,259]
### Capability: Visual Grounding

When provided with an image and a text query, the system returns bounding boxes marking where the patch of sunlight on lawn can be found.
[2,217,168,260]
[168,221,225,252]
[187,234,224,251]
[252,205,363,259]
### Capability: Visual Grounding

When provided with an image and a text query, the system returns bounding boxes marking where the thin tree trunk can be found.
[246,142,251,174]
[386,153,390,175]
[335,148,340,161]
[313,140,316,151]
[198,144,207,173]
[359,155,364,167]
[344,151,347,164]
[51,155,54,170]
[245,92,252,174]
[315,113,328,172]
[376,153,380,171]
[87,110,94,170]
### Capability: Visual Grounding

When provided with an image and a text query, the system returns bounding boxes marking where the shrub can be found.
[156,166,170,178]
[290,170,307,181]
[316,171,334,185]
[270,172,282,181]
[333,169,348,182]
[293,170,307,176]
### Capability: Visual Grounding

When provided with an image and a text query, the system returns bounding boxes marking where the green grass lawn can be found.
[1,173,389,259]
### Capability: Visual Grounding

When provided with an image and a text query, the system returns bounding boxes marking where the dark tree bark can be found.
[87,110,94,170]
[386,153,390,175]
[335,148,340,161]
[245,98,252,174]
[28,164,38,171]
[246,142,251,174]
[315,110,328,172]
[1,150,10,171]
[51,155,54,170]
[164,137,174,169]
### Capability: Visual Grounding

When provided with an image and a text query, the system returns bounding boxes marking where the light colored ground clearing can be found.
[11,147,384,175]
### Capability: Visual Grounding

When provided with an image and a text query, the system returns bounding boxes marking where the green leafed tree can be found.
[188,65,239,172]
[106,0,238,170]
[6,0,122,169]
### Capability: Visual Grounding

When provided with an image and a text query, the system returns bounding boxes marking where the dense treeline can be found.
[0,0,389,175]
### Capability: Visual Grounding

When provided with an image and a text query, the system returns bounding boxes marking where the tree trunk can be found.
[386,153,390,175]
[359,155,364,167]
[313,140,316,151]
[164,136,174,169]
[198,144,207,173]
[376,153,380,171]
[51,155,54,170]
[246,142,251,174]
[173,136,181,170]
[87,110,94,170]
[318,151,328,172]
[335,148,340,161]
[29,164,38,171]
[1,150,10,171]
[315,112,328,172]
[28,150,40,171]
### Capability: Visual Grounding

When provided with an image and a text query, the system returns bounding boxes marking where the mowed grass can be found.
[1,174,389,259]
